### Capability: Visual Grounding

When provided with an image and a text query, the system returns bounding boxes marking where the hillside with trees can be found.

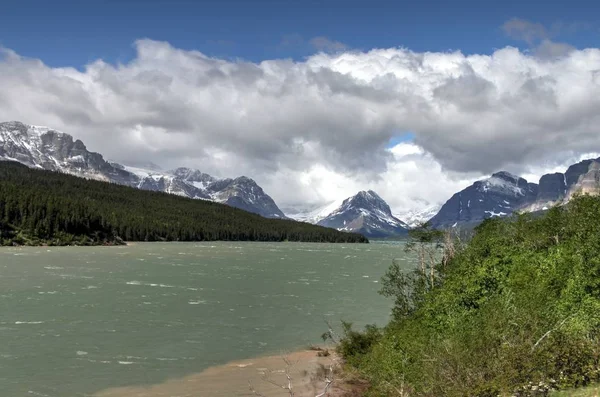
[0,161,368,246]
[335,194,600,396]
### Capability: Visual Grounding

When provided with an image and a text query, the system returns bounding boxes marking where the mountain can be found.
[123,165,211,199]
[0,121,285,218]
[430,158,600,229]
[0,161,368,245]
[0,121,138,185]
[317,190,409,237]
[205,176,286,219]
[171,167,216,190]
[429,171,538,229]
[395,204,441,228]
[284,199,346,224]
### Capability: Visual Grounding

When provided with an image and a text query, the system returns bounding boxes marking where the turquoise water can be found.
[0,241,412,396]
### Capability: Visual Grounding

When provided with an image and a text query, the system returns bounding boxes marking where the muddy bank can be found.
[94,349,361,397]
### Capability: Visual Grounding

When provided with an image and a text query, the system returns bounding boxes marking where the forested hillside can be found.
[0,161,367,245]
[336,194,600,396]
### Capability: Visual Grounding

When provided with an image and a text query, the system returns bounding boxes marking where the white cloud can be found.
[1,40,600,213]
[262,142,477,214]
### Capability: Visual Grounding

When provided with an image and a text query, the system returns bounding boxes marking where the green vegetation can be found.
[0,161,368,246]
[551,384,600,397]
[337,194,600,396]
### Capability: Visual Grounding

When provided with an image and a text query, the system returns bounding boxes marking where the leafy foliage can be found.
[337,195,600,396]
[0,161,368,245]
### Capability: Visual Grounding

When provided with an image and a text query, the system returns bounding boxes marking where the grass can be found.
[552,384,600,396]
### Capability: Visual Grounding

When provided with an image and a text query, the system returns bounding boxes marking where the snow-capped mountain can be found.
[395,204,441,228]
[122,165,211,199]
[7,120,600,230]
[317,190,409,237]
[170,167,217,190]
[428,171,538,229]
[205,176,286,219]
[429,158,600,229]
[0,121,285,219]
[284,199,346,224]
[0,121,138,185]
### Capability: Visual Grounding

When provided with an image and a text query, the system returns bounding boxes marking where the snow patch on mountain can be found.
[479,172,525,196]
[0,121,286,219]
[285,199,346,224]
[317,190,409,237]
[395,204,441,228]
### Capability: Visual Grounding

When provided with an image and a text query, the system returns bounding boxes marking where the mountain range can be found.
[2,120,599,237]
[0,121,285,219]
[429,159,600,229]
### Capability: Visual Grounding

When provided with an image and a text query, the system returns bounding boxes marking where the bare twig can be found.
[323,318,340,344]
[532,315,573,352]
[251,354,297,396]
[249,380,267,396]
[250,321,347,397]
[314,355,342,397]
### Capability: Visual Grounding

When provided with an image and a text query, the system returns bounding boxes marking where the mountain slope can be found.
[430,158,600,229]
[523,157,600,211]
[429,171,538,229]
[0,121,137,185]
[206,177,287,218]
[395,204,441,228]
[0,121,285,218]
[284,199,346,224]
[317,190,409,237]
[0,161,368,245]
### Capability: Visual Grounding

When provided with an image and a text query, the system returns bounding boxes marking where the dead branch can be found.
[250,354,297,397]
[531,315,573,352]
[323,318,340,344]
[249,380,268,396]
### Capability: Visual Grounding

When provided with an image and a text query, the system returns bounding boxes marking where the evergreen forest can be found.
[0,161,368,246]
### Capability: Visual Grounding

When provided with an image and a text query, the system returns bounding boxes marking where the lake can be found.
[0,241,413,396]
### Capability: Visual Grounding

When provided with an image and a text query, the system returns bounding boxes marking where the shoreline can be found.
[1,239,373,248]
[93,348,361,397]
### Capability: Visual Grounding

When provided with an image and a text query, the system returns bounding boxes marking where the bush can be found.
[337,194,600,396]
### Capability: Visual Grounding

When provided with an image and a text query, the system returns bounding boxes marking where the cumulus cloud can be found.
[271,142,479,213]
[1,39,600,212]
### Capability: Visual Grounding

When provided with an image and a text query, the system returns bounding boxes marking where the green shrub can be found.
[337,194,600,396]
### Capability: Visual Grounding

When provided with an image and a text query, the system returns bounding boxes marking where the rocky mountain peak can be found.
[476,172,530,197]
[317,190,408,237]
[430,157,600,229]
[430,172,538,229]
[231,176,260,187]
[207,175,286,219]
[346,190,393,215]
[0,121,287,220]
[170,167,216,188]
[491,171,520,182]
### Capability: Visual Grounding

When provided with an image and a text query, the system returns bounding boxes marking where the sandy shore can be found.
[94,349,361,397]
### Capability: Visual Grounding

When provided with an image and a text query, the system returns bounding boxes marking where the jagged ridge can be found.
[429,159,600,229]
[0,121,286,219]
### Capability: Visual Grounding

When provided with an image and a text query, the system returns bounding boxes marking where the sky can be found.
[1,0,600,214]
